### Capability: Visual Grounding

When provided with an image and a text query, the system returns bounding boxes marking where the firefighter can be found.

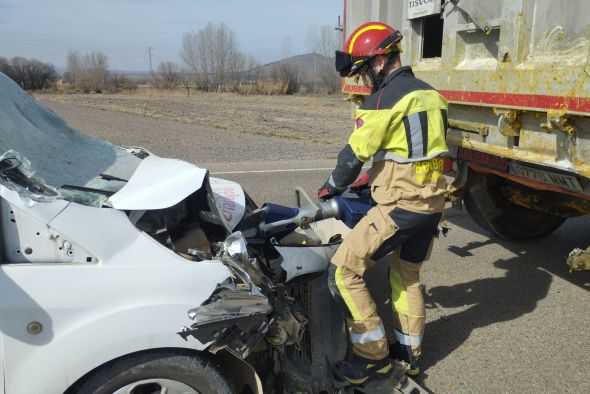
[318,22,449,384]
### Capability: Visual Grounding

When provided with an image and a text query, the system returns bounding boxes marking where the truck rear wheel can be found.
[463,172,566,241]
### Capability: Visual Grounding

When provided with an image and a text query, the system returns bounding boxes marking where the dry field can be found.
[38,90,353,143]
[37,89,356,166]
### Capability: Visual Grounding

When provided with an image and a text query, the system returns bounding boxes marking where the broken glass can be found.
[0,72,142,206]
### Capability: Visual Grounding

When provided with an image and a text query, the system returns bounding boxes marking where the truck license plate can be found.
[510,163,584,192]
[458,148,508,171]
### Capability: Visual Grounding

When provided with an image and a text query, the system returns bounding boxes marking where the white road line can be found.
[211,166,370,175]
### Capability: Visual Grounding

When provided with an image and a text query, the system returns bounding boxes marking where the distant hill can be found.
[105,54,329,83]
[53,53,334,85]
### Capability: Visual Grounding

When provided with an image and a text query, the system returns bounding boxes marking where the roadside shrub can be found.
[272,63,300,95]
[154,61,181,89]
[0,56,59,90]
[236,80,301,96]
[108,73,137,93]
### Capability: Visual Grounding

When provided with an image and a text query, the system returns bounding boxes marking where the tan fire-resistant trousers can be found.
[330,204,437,361]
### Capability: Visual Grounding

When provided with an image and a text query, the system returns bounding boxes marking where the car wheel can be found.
[74,350,233,394]
[463,172,566,241]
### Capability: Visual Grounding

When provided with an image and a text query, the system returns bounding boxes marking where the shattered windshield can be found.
[0,72,141,206]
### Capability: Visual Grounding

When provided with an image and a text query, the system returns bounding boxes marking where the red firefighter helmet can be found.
[335,22,403,77]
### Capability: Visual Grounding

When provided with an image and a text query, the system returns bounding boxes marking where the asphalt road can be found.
[42,99,590,394]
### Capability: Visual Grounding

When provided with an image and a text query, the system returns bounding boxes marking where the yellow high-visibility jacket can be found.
[327,66,449,193]
[351,66,448,163]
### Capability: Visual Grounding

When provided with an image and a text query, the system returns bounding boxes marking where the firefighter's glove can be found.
[318,182,342,201]
[349,171,370,190]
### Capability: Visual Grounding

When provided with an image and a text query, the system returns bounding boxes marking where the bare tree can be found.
[245,55,263,85]
[180,22,246,92]
[66,50,81,88]
[306,24,340,94]
[282,35,293,59]
[157,61,180,89]
[227,51,246,92]
[181,23,214,91]
[66,51,109,93]
[87,52,108,92]
[306,25,320,93]
[316,25,340,94]
[213,23,230,91]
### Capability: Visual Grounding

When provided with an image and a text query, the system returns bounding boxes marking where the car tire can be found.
[73,350,233,394]
[463,172,566,241]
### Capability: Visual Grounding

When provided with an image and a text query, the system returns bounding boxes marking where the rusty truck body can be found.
[342,0,590,269]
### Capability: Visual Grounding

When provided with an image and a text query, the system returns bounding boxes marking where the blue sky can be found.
[0,0,343,71]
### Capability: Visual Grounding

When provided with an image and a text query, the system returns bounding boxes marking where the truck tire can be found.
[463,172,566,241]
[73,350,233,394]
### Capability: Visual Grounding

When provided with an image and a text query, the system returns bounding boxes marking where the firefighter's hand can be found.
[318,183,342,201]
[349,171,370,190]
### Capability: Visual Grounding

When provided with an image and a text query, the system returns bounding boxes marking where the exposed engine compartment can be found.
[137,179,355,392]
[133,176,226,261]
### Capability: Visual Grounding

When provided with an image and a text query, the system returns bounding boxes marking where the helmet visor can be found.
[335,50,369,77]
[335,50,353,77]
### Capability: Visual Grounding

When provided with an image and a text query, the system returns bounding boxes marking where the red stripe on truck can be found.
[439,90,590,114]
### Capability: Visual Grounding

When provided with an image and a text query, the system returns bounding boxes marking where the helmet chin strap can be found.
[367,54,397,92]
[366,65,381,93]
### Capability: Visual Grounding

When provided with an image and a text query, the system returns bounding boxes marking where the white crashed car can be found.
[0,72,354,394]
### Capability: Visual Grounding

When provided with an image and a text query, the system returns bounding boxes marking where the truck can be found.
[342,0,590,270]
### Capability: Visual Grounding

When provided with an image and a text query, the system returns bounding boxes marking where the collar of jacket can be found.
[379,65,414,89]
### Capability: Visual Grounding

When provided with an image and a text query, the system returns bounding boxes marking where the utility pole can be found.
[314,52,318,94]
[335,15,344,49]
[148,46,153,76]
[335,15,343,32]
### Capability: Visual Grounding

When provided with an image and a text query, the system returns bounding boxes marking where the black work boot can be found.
[333,354,393,385]
[389,342,420,376]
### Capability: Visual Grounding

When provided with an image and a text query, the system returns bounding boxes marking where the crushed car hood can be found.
[107,155,207,210]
